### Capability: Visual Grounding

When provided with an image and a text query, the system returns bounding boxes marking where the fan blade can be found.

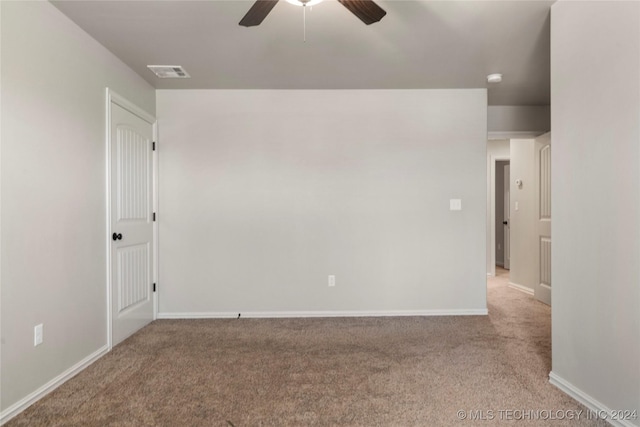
[337,0,386,25]
[239,0,279,27]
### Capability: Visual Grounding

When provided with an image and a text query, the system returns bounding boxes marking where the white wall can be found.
[508,138,536,293]
[551,0,640,420]
[0,1,155,415]
[157,89,487,316]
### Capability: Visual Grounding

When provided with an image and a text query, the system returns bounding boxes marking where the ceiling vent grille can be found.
[147,65,190,79]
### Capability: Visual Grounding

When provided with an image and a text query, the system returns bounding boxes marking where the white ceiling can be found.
[52,0,553,105]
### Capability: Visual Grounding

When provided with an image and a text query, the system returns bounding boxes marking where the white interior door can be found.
[535,133,551,305]
[503,164,510,270]
[110,100,154,346]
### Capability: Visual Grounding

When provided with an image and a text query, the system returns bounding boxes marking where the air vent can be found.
[147,65,190,79]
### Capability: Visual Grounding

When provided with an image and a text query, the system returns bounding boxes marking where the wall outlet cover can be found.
[328,275,336,287]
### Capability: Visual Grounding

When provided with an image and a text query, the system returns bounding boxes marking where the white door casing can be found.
[107,90,156,347]
[535,133,551,305]
[503,164,511,270]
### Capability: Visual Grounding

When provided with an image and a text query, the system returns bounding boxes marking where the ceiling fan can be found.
[239,0,387,27]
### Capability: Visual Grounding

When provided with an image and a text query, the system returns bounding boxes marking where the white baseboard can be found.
[508,281,534,296]
[158,309,488,319]
[549,371,639,427]
[0,345,109,425]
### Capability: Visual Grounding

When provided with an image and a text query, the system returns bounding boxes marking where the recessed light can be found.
[147,65,190,79]
[487,73,503,84]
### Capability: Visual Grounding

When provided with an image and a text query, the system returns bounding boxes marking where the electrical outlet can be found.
[34,324,43,346]
[328,275,336,287]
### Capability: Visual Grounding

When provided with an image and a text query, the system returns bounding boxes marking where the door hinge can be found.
[152,141,156,151]
[153,212,156,222]
[153,283,156,292]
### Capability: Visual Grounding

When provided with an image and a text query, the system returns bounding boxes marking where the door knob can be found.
[502,221,508,225]
[112,233,123,241]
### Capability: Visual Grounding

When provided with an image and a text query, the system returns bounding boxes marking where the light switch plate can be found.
[449,199,462,211]
[34,324,43,346]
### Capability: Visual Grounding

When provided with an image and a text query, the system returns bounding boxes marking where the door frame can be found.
[488,154,510,277]
[105,88,158,350]
[502,163,510,270]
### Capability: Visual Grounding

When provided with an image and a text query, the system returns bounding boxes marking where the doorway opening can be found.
[487,143,510,278]
[496,160,510,273]
[487,134,551,306]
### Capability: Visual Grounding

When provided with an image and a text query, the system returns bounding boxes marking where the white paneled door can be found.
[110,99,155,346]
[535,133,551,305]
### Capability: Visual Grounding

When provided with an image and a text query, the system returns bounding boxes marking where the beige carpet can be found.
[7,269,606,426]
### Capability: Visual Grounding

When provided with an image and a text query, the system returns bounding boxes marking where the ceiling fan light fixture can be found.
[240,0,385,27]
[487,73,503,84]
[285,0,323,6]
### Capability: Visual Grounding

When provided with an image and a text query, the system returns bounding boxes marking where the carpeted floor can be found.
[7,269,606,426]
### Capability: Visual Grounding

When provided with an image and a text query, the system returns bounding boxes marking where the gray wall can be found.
[0,1,155,413]
[551,0,640,418]
[487,106,550,135]
[508,139,536,292]
[157,89,487,316]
